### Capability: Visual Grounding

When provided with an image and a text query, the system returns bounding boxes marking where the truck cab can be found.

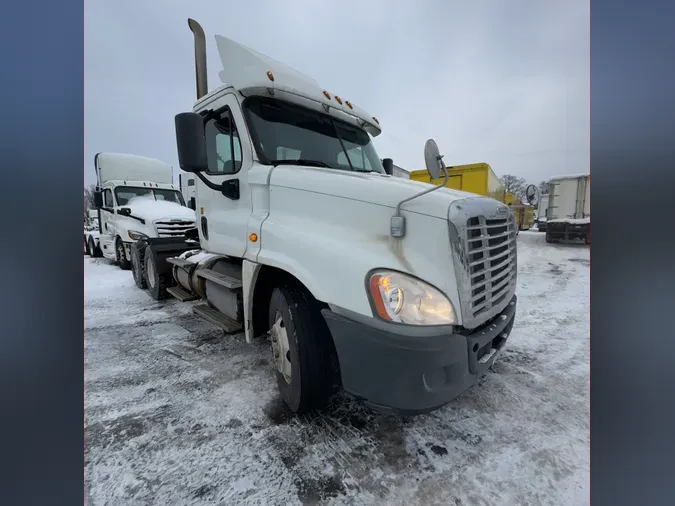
[91,153,197,269]
[135,20,518,415]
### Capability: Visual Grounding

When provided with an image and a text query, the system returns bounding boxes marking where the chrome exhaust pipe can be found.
[187,18,208,100]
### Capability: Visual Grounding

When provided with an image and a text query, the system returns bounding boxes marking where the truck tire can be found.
[144,245,170,300]
[130,242,147,289]
[115,238,131,270]
[268,282,334,413]
[84,236,90,256]
[89,237,102,258]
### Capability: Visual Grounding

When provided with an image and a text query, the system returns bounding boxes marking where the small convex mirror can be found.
[424,139,446,180]
[524,184,540,206]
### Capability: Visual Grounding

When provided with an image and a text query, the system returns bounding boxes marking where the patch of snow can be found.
[85,233,589,505]
[179,250,219,263]
[124,196,196,222]
[548,217,590,225]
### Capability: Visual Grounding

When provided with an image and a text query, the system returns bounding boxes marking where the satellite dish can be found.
[424,139,445,180]
[525,184,540,206]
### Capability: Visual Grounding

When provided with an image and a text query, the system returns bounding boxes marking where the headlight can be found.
[367,270,457,325]
[127,230,148,240]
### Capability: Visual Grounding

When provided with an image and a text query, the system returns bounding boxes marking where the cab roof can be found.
[199,34,382,137]
[95,153,173,185]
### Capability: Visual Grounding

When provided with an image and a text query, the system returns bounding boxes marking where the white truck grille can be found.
[465,215,517,318]
[449,199,518,330]
[154,219,197,238]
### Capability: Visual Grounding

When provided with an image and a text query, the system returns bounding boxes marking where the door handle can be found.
[201,216,209,240]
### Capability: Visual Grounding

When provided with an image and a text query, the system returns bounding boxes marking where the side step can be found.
[192,304,243,334]
[166,285,198,302]
[196,268,243,290]
[166,257,195,269]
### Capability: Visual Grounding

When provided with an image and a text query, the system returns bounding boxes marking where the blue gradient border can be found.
[591,0,675,503]
[0,1,84,504]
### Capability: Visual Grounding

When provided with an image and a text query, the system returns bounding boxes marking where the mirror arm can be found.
[194,172,240,201]
[395,164,448,217]
[390,164,448,239]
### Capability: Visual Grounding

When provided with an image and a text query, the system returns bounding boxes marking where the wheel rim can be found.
[270,311,292,384]
[146,255,156,288]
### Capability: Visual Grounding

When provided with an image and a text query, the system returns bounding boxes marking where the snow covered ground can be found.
[85,231,589,505]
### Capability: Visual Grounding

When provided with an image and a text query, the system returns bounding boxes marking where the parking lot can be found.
[85,231,589,505]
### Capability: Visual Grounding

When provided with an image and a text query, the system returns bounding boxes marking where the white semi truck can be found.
[179,173,197,211]
[87,153,197,270]
[545,174,590,244]
[84,210,100,255]
[130,19,518,415]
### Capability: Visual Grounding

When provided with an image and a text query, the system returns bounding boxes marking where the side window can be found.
[205,109,243,174]
[337,147,372,171]
[103,189,114,208]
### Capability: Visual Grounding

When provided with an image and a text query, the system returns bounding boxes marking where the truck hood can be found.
[269,165,483,219]
[124,198,196,222]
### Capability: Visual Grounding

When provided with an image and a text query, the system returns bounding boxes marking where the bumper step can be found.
[192,304,243,334]
[196,268,242,290]
[166,285,198,302]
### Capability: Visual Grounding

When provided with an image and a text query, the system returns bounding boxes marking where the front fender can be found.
[257,190,461,321]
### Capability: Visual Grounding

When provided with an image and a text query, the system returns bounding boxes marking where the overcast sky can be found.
[85,0,588,187]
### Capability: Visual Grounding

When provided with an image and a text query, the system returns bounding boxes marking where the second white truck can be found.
[89,153,197,269]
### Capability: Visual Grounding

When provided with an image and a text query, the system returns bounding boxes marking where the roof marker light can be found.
[266,71,274,82]
[345,100,353,109]
[323,90,331,99]
[335,96,343,105]
[372,116,380,125]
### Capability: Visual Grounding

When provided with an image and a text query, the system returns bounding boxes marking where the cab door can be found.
[98,187,117,256]
[196,93,253,257]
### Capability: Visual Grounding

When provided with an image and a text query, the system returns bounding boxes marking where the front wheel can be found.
[131,242,147,289]
[267,282,335,414]
[116,238,131,270]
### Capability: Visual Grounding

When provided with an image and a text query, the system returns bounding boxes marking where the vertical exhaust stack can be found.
[187,18,208,100]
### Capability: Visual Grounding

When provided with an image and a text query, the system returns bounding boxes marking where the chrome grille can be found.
[466,214,517,318]
[154,219,197,238]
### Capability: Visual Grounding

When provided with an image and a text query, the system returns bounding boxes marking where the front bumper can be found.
[322,295,516,415]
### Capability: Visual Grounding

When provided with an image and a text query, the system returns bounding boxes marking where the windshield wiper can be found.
[270,159,334,168]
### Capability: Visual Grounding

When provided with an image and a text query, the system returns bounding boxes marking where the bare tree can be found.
[499,174,527,198]
[84,184,97,210]
[538,180,550,195]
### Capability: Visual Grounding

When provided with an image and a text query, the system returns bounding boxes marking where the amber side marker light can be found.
[249,233,258,242]
[368,273,392,321]
[266,71,275,81]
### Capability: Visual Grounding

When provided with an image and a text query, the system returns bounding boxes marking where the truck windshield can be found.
[115,187,185,206]
[243,96,385,173]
